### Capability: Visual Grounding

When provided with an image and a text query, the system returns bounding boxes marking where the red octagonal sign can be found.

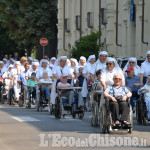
[40,38,48,46]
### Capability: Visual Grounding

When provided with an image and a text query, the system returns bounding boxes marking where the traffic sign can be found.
[40,38,48,46]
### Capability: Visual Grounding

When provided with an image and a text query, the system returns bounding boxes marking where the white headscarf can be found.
[99,51,108,57]
[106,57,120,69]
[78,56,86,67]
[123,57,140,73]
[28,57,33,61]
[142,50,150,65]
[70,58,78,67]
[54,56,68,66]
[39,59,49,68]
[87,55,96,63]
[50,57,56,65]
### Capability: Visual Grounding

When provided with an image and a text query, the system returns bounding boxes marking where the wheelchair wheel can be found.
[128,106,133,134]
[35,100,40,112]
[91,102,98,127]
[78,112,84,119]
[19,97,24,107]
[55,96,62,119]
[136,99,142,124]
[99,104,107,133]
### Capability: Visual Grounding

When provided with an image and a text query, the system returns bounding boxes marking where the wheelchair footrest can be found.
[74,110,83,114]
[64,105,72,110]
[112,125,122,129]
[122,124,132,129]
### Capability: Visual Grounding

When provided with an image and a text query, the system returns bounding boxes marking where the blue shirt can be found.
[18,71,28,86]
[125,75,140,92]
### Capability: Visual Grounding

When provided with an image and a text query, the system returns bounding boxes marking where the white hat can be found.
[99,51,108,56]
[32,62,39,66]
[8,64,13,68]
[146,50,150,56]
[14,61,20,65]
[87,55,96,63]
[0,61,4,64]
[3,58,7,61]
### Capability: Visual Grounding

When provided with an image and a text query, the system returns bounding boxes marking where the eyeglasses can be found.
[106,63,113,66]
[129,62,135,64]
[114,78,122,80]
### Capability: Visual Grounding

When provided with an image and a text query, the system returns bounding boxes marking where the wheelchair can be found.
[26,86,36,109]
[36,83,52,112]
[8,86,15,105]
[0,78,7,104]
[91,90,102,127]
[18,83,24,107]
[54,84,84,119]
[99,97,133,134]
[136,93,149,125]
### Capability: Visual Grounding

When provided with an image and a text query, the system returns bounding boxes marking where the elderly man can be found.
[125,67,140,115]
[104,73,132,126]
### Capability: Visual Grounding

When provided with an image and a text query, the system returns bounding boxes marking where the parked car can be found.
[117,57,145,70]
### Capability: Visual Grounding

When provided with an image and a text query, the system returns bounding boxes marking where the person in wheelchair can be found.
[138,75,150,120]
[27,72,38,102]
[104,74,132,126]
[125,67,140,115]
[57,74,84,109]
[38,71,53,101]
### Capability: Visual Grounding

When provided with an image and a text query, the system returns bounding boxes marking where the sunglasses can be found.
[106,63,113,66]
[129,62,135,64]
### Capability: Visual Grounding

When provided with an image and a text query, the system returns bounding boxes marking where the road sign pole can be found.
[43,46,44,58]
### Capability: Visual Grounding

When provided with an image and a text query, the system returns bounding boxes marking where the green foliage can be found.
[0,0,57,54]
[70,32,103,60]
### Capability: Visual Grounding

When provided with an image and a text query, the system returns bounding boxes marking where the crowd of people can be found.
[0,50,150,126]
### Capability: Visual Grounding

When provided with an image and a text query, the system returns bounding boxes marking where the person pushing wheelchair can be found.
[104,74,132,126]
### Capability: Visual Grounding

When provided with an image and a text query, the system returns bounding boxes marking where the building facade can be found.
[57,0,150,58]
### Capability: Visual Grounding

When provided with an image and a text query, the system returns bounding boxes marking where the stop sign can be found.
[40,38,48,46]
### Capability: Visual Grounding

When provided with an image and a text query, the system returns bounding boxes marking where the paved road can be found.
[0,104,150,150]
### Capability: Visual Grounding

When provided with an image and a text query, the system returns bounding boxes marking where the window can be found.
[87,12,93,28]
[76,15,80,30]
[64,18,70,32]
[101,8,107,25]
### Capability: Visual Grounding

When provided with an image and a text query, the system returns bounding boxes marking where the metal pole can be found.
[43,46,44,58]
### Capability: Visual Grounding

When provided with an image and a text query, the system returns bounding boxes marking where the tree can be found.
[0,0,57,56]
[70,32,103,60]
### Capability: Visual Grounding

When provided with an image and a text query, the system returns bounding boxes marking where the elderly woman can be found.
[101,57,125,90]
[38,71,53,100]
[104,74,132,126]
[123,57,140,76]
[140,50,150,86]
[36,59,52,80]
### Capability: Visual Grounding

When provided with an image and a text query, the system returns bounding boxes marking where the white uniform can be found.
[52,66,71,78]
[101,68,125,87]
[90,60,106,75]
[36,67,52,79]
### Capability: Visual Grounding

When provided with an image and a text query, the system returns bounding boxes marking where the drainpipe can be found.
[142,0,148,45]
[80,0,82,40]
[99,0,101,44]
[63,0,67,51]
[116,0,122,47]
